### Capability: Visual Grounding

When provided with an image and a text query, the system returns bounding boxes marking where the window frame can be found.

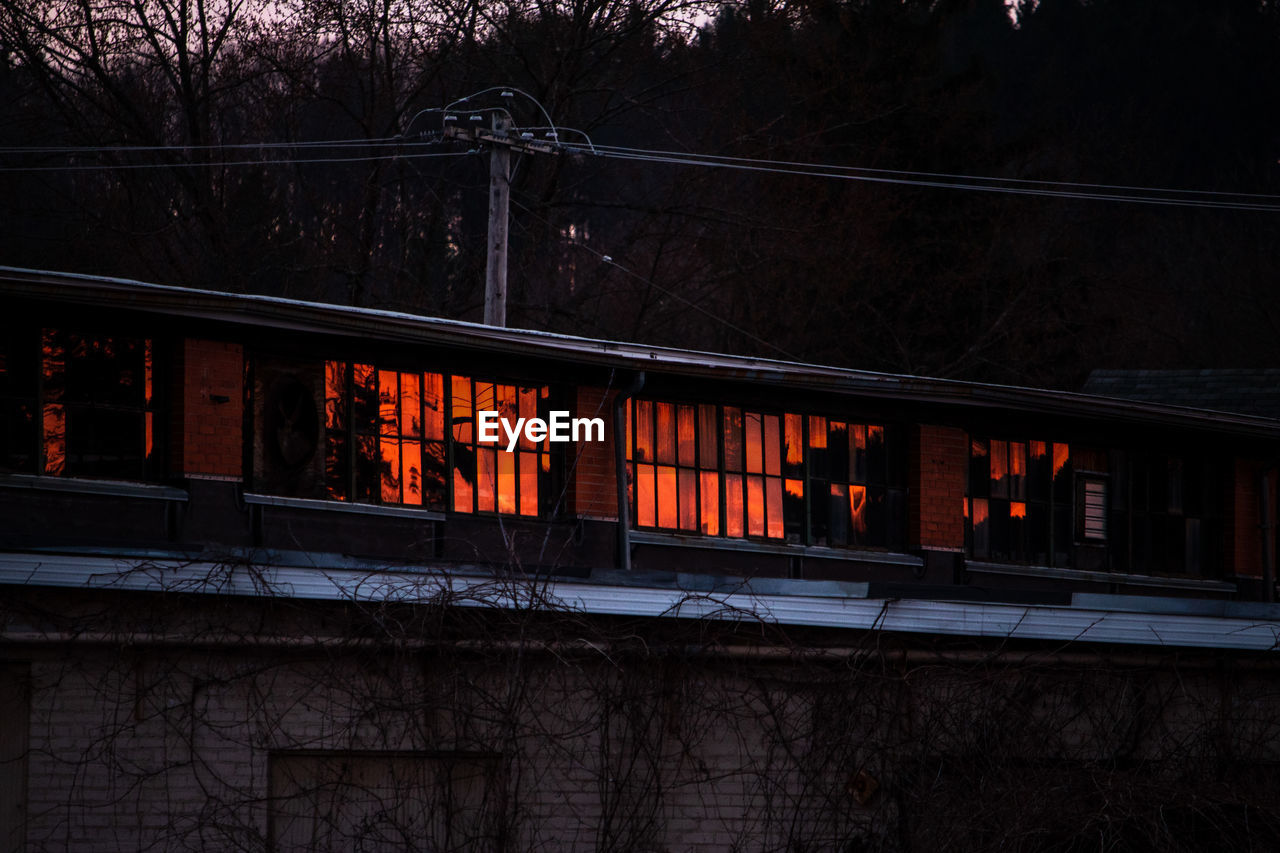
[966,437,1073,568]
[626,396,906,549]
[322,359,560,519]
[2,324,162,483]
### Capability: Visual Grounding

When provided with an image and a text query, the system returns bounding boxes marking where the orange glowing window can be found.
[450,377,551,517]
[323,364,546,515]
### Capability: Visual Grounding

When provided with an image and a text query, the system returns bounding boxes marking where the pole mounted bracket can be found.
[444,124,560,156]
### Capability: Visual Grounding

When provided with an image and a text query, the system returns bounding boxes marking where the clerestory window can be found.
[1,324,159,481]
[625,398,905,548]
[323,361,556,517]
[966,439,1073,567]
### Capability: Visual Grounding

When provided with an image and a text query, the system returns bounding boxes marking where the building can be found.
[4,267,1280,851]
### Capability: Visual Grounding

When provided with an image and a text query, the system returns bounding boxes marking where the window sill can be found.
[242,492,445,522]
[0,474,187,502]
[966,560,1237,593]
[630,529,923,568]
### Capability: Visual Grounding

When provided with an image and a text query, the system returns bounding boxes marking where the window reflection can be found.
[322,362,548,516]
[24,329,158,481]
[626,398,902,547]
[967,437,1069,568]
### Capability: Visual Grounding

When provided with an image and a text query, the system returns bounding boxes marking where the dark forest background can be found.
[2,0,1278,389]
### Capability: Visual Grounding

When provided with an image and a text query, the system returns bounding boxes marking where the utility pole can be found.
[445,113,558,327]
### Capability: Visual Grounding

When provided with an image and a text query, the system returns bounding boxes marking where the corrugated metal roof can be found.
[3,552,1280,651]
[5,265,1280,437]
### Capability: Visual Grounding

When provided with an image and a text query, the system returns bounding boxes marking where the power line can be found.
[573,142,1280,202]
[0,148,473,173]
[559,142,1280,212]
[2,121,1277,211]
[0,136,417,155]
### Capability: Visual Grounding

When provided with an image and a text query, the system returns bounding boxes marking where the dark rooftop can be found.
[1083,370,1280,421]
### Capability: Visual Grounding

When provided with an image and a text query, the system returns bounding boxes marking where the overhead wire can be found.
[0,148,473,173]
[557,141,1280,212]
[0,106,1277,211]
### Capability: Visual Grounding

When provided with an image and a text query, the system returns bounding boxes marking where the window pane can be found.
[867,425,886,485]
[743,411,763,474]
[635,400,653,463]
[723,408,743,472]
[746,475,765,536]
[400,372,421,437]
[989,499,1010,560]
[380,436,401,503]
[423,373,444,440]
[353,364,377,433]
[657,465,678,528]
[700,470,720,536]
[355,435,377,502]
[656,402,676,465]
[519,452,538,517]
[476,447,496,512]
[828,484,849,546]
[698,405,718,468]
[808,416,827,449]
[677,406,696,467]
[969,439,989,498]
[473,381,496,414]
[1028,501,1049,565]
[725,474,744,537]
[451,375,473,444]
[423,441,446,509]
[517,387,538,450]
[1052,443,1071,503]
[637,463,656,527]
[990,440,1009,499]
[851,424,867,483]
[41,330,64,402]
[679,469,697,531]
[42,403,65,476]
[402,440,422,505]
[784,413,804,478]
[745,411,763,473]
[867,486,887,547]
[1009,442,1026,500]
[765,477,783,538]
[764,415,781,477]
[326,433,349,500]
[849,484,868,543]
[1028,441,1049,499]
[453,454,474,513]
[971,498,990,559]
[378,370,398,436]
[1009,500,1027,561]
[497,450,516,514]
[784,478,804,540]
[828,421,849,482]
[1053,504,1072,568]
[67,407,145,479]
[325,361,348,432]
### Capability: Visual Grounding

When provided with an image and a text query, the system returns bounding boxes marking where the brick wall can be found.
[570,386,618,521]
[170,339,244,480]
[18,623,1280,852]
[910,424,967,551]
